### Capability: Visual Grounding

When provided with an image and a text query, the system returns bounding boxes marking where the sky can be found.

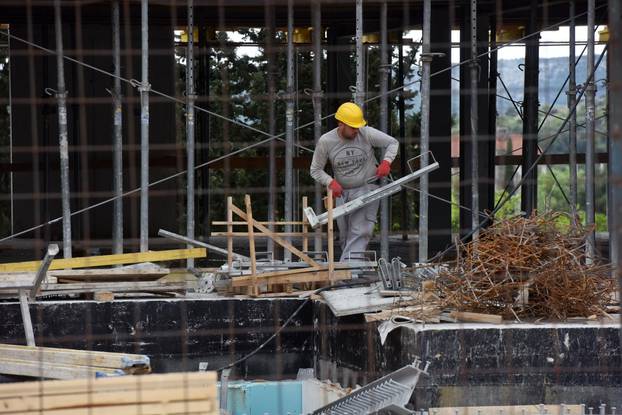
[224,25,607,62]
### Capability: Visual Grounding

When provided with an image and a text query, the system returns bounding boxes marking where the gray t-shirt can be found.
[310,126,399,189]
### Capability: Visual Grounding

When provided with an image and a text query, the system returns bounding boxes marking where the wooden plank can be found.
[0,344,149,371]
[230,203,321,269]
[429,405,583,415]
[227,196,233,271]
[0,372,216,398]
[6,400,216,415]
[326,191,334,283]
[0,358,126,380]
[211,232,316,237]
[0,387,216,413]
[212,221,304,225]
[449,311,503,324]
[0,249,206,273]
[232,270,351,287]
[244,195,258,296]
[302,196,309,253]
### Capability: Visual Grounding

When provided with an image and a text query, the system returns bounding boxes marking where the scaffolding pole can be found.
[379,1,389,260]
[568,0,578,220]
[312,0,323,252]
[469,0,479,240]
[585,0,596,263]
[355,0,364,107]
[418,0,431,261]
[111,1,123,255]
[186,0,196,268]
[284,0,294,261]
[53,0,72,259]
[608,0,622,319]
[139,0,150,252]
[266,5,276,254]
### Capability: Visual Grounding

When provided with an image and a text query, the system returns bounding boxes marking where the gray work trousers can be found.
[335,183,380,262]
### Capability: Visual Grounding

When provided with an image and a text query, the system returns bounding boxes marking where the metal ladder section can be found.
[312,358,430,415]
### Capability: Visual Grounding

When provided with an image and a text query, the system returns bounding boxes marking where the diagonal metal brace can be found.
[30,244,59,299]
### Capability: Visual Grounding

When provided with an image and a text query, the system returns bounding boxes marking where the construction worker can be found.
[310,102,399,261]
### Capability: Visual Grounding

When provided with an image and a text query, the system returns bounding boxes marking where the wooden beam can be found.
[0,249,206,273]
[230,203,321,269]
[244,195,258,296]
[0,358,126,380]
[0,388,216,414]
[0,344,149,372]
[448,311,503,324]
[0,372,216,397]
[232,269,351,287]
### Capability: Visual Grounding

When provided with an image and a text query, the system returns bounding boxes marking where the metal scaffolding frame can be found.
[0,0,614,270]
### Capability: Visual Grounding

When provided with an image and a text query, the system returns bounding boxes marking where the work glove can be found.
[376,160,391,177]
[328,179,343,198]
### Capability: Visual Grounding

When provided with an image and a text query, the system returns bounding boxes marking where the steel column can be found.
[355,0,364,107]
[112,1,123,254]
[53,0,72,258]
[568,0,578,220]
[419,0,431,260]
[379,1,389,260]
[607,0,622,334]
[284,0,295,261]
[469,0,479,239]
[585,0,596,262]
[312,0,323,252]
[139,0,150,252]
[398,37,408,241]
[521,0,539,216]
[186,0,196,268]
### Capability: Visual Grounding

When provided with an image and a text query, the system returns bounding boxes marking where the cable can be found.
[214,277,377,372]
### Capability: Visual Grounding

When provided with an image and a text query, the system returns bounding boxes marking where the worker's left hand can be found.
[375,160,391,177]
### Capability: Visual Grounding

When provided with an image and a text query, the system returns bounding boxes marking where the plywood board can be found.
[321,284,409,317]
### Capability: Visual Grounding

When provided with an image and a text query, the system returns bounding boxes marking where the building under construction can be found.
[0,0,620,414]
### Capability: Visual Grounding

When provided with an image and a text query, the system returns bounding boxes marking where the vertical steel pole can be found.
[312,0,323,252]
[139,0,150,252]
[398,37,408,240]
[379,1,389,260]
[112,0,123,255]
[284,0,295,261]
[418,0,431,262]
[53,0,72,258]
[266,5,276,255]
[355,0,364,107]
[522,0,539,216]
[607,0,622,335]
[186,0,196,268]
[568,0,578,220]
[469,0,479,240]
[585,0,596,263]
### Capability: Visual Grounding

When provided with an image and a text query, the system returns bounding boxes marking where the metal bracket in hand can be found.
[304,152,439,229]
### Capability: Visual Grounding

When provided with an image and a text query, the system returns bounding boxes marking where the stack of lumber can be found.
[0,248,207,299]
[0,344,150,379]
[0,371,218,414]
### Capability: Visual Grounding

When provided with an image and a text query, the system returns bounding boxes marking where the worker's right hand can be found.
[328,179,343,198]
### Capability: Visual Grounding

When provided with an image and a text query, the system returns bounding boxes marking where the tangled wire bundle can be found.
[438,213,616,320]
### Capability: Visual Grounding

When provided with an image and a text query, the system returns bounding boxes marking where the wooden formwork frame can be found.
[215,194,346,295]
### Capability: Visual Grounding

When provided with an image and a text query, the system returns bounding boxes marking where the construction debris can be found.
[0,371,217,414]
[437,213,617,320]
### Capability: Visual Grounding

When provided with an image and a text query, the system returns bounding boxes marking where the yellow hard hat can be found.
[335,102,367,128]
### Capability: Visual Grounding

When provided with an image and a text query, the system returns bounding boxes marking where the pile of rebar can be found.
[437,213,616,320]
